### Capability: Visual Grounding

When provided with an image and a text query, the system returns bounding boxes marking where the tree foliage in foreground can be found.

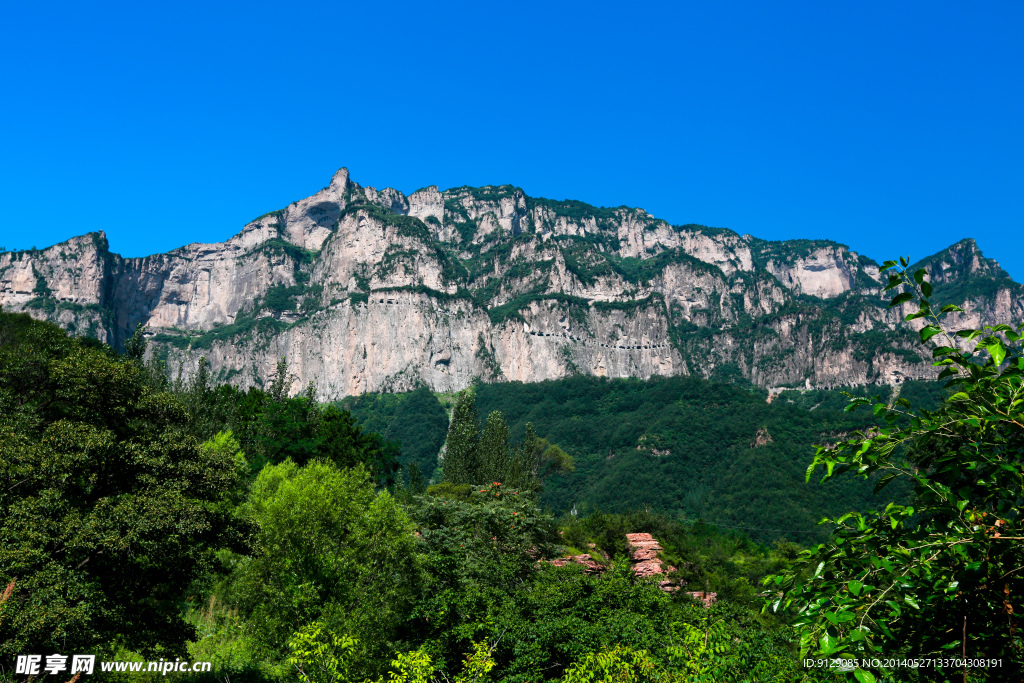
[0,313,246,659]
[768,258,1024,681]
[228,461,420,678]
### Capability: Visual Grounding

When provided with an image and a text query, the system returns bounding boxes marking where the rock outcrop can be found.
[549,553,605,574]
[3,168,1021,398]
[549,532,717,599]
[625,532,683,594]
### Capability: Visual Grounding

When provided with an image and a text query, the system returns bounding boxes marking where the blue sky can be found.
[2,2,1021,280]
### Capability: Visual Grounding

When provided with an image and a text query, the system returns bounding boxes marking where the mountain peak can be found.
[329,167,351,192]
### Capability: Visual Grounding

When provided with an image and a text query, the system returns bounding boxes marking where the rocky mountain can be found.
[2,168,1021,399]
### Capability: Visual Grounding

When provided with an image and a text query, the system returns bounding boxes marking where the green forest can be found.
[345,376,947,544]
[1,260,1022,682]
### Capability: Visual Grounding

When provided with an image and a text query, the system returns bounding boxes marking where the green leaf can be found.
[987,342,1007,366]
[820,632,839,655]
[874,472,898,494]
[940,304,964,314]
[888,292,915,308]
[920,325,941,343]
[921,281,932,297]
[799,631,813,658]
[854,669,877,683]
[904,595,920,610]
[848,580,863,596]
[900,256,909,267]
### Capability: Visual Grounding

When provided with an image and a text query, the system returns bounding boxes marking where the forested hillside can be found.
[345,376,944,542]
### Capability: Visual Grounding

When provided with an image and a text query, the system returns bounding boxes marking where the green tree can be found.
[561,644,661,683]
[338,387,449,481]
[269,356,292,401]
[315,405,401,486]
[767,258,1024,681]
[229,460,419,676]
[443,389,481,485]
[442,390,572,490]
[124,321,147,362]
[510,422,575,492]
[400,481,561,672]
[477,410,511,482]
[288,621,360,683]
[0,313,245,659]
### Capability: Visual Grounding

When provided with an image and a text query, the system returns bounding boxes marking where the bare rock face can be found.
[764,245,862,298]
[625,533,677,590]
[3,168,1022,398]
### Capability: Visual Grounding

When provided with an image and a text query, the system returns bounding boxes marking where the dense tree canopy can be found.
[0,313,245,659]
[228,461,420,677]
[341,386,449,480]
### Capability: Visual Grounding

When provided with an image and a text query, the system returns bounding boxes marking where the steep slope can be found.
[2,168,1021,398]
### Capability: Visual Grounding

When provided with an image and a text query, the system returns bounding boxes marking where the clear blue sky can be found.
[2,2,1021,280]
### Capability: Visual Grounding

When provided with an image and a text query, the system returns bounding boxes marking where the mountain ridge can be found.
[2,168,1021,399]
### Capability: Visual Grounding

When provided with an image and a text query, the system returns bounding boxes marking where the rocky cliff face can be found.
[3,168,1022,398]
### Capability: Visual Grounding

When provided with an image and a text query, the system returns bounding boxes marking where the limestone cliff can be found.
[3,168,1021,399]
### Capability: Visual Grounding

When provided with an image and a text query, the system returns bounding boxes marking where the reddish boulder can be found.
[633,559,664,578]
[625,533,683,593]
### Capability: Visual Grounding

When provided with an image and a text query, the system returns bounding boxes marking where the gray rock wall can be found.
[3,168,1021,399]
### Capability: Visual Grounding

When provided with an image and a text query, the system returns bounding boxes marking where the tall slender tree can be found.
[441,389,480,485]
[476,410,510,483]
